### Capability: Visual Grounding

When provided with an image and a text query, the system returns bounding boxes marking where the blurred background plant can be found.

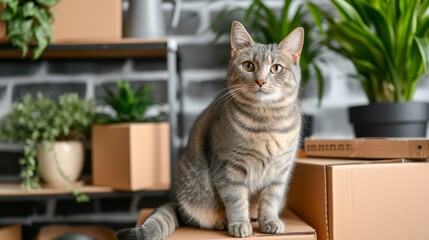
[0,0,60,59]
[308,0,429,103]
[211,0,328,105]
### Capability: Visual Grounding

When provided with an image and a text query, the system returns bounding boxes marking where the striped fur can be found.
[116,21,304,239]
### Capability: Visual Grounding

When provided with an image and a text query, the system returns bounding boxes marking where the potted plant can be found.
[309,0,429,137]
[0,0,60,59]
[212,0,328,145]
[0,93,95,202]
[91,80,170,191]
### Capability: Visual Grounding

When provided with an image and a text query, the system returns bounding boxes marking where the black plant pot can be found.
[348,102,429,138]
[299,114,314,148]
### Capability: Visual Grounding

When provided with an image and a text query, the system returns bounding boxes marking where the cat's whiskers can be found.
[278,91,300,106]
[213,87,245,115]
[209,85,242,100]
[221,89,246,112]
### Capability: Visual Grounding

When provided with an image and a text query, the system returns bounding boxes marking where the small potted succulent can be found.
[0,93,95,202]
[309,0,429,137]
[0,0,60,59]
[91,80,170,191]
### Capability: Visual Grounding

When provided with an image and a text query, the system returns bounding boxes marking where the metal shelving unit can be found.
[0,39,181,228]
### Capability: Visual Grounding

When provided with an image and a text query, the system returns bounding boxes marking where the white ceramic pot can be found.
[37,141,84,187]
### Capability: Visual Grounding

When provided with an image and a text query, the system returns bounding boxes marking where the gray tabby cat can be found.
[117,21,304,240]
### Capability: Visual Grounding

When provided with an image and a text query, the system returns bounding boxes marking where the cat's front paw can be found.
[259,219,285,234]
[228,222,253,238]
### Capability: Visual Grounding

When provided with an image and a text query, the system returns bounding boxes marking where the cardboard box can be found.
[35,225,115,240]
[0,225,21,240]
[52,0,122,43]
[92,122,170,191]
[137,208,316,240]
[287,158,429,240]
[305,138,429,159]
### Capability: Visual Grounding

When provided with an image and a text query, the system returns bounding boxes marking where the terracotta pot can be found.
[37,141,85,187]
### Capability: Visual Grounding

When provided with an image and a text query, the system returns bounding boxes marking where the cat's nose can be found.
[255,80,266,87]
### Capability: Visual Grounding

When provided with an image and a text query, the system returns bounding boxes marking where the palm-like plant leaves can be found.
[313,0,429,103]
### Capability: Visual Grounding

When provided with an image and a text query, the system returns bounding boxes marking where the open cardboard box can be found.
[288,158,429,240]
[0,225,22,240]
[52,0,122,43]
[137,208,316,240]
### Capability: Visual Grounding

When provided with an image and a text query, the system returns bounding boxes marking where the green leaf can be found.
[33,25,49,59]
[1,6,14,21]
[415,37,429,71]
[36,0,60,8]
[306,2,325,39]
[361,3,393,58]
[331,0,366,26]
[313,64,324,107]
[280,0,292,39]
[22,1,36,17]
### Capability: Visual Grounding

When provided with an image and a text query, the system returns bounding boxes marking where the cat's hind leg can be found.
[178,202,227,230]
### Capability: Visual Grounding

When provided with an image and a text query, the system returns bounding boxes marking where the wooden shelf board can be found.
[0,183,170,197]
[0,38,171,59]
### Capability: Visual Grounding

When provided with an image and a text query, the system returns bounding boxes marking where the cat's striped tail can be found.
[116,203,179,240]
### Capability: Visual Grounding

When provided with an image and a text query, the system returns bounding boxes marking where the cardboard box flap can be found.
[305,138,429,159]
[297,158,421,167]
[137,208,316,240]
[297,158,371,166]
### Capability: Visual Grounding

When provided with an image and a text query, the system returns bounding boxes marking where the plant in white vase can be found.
[0,93,95,202]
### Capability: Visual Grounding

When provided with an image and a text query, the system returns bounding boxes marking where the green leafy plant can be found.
[308,0,429,103]
[0,0,60,60]
[0,93,95,202]
[212,0,327,104]
[100,80,161,123]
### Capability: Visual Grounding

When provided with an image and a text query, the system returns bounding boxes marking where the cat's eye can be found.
[242,61,255,72]
[270,64,284,74]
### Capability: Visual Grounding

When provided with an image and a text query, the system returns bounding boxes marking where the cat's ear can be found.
[279,27,304,64]
[230,21,254,57]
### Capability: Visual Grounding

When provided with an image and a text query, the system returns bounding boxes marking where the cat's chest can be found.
[248,132,293,159]
[244,156,288,194]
